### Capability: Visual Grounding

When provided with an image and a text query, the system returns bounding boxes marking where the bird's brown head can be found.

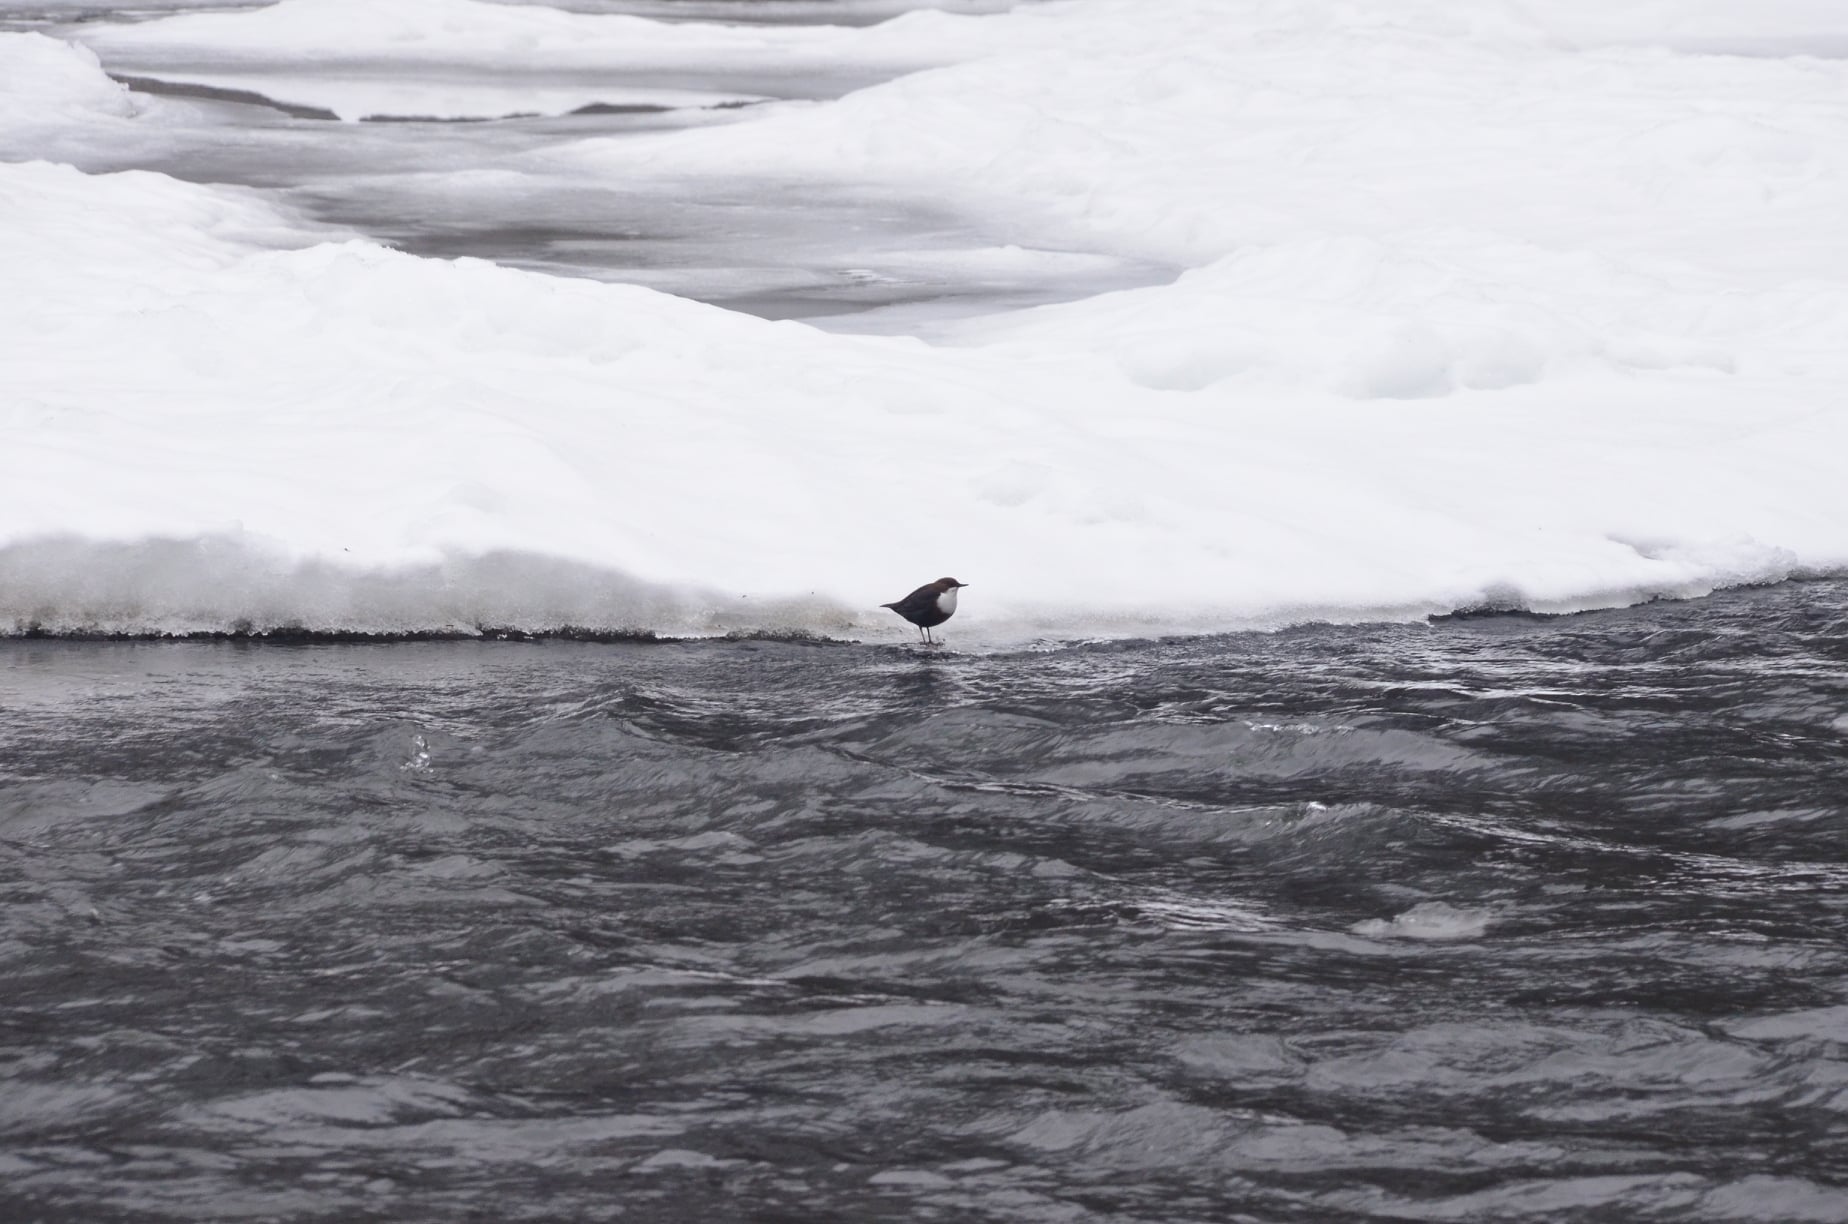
[936,577,968,589]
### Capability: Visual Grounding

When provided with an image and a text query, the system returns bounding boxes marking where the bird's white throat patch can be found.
[936,586,959,614]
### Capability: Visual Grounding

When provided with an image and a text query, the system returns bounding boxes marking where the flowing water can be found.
[4,581,1847,1221]
[7,2,1848,1218]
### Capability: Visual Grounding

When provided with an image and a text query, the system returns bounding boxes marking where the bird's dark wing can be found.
[886,585,939,619]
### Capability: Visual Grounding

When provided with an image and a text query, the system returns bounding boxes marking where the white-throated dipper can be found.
[881,577,967,644]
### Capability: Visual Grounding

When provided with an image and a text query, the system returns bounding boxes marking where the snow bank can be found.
[18,0,253,9]
[945,232,1847,401]
[1518,0,1848,55]
[559,0,1848,274]
[71,0,804,60]
[71,0,990,120]
[550,0,1026,24]
[72,0,986,62]
[0,537,849,639]
[0,33,141,132]
[5,2,1848,641]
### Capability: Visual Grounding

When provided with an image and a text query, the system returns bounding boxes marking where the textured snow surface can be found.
[0,34,142,130]
[4,1,1848,641]
[71,0,988,119]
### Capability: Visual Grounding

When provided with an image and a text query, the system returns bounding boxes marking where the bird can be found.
[881,577,967,645]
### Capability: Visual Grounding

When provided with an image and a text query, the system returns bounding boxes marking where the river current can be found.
[6,0,1848,1218]
[4,581,1846,1221]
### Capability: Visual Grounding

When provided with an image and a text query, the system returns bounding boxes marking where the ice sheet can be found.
[70,0,986,119]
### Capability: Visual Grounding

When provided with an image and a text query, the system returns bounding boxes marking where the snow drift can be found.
[3,0,1847,642]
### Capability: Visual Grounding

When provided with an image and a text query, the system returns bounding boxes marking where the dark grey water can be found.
[5,581,1846,1221]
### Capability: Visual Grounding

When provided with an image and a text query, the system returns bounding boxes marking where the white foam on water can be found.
[1351,902,1495,942]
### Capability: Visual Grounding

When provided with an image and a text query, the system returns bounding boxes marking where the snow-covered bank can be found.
[0,536,853,639]
[0,33,143,131]
[68,0,988,67]
[69,0,994,120]
[5,2,1848,642]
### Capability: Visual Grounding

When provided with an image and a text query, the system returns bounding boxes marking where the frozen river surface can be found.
[4,0,1166,331]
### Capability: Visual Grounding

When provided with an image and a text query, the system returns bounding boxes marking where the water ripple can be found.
[3,580,1846,1220]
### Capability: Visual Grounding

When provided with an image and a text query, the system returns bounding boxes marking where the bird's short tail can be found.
[879,602,897,610]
